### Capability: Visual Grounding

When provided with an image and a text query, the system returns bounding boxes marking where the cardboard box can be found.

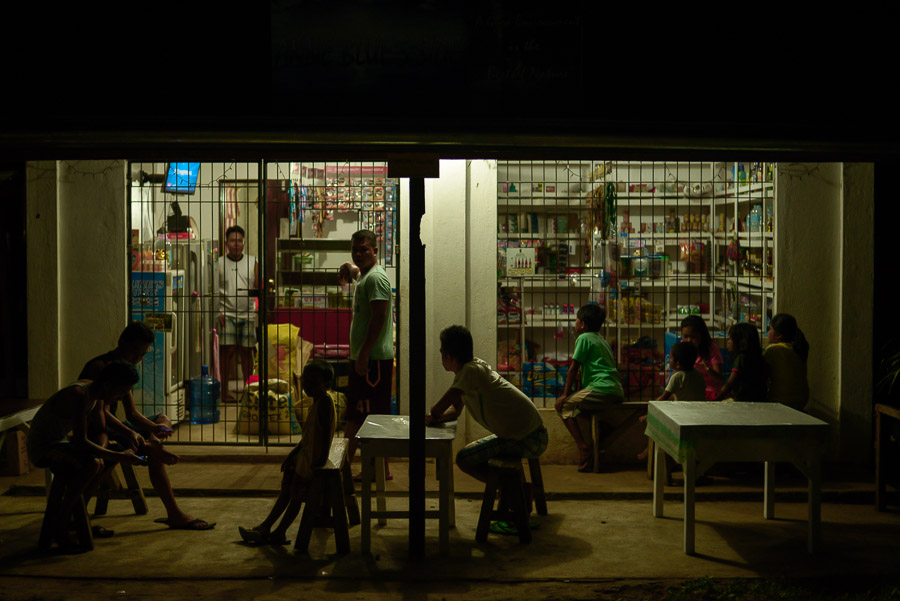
[0,430,31,476]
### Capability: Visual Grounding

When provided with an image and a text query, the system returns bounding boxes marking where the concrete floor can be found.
[1,459,899,600]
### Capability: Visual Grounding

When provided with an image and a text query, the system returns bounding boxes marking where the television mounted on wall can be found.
[162,162,201,195]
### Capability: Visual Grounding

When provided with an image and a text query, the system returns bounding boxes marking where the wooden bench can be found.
[294,437,359,554]
[94,462,148,517]
[876,403,900,511]
[39,469,94,551]
[590,400,649,473]
[475,456,547,544]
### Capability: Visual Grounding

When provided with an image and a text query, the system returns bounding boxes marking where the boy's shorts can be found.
[29,440,100,470]
[344,358,393,424]
[456,426,548,471]
[557,388,623,420]
[221,316,257,347]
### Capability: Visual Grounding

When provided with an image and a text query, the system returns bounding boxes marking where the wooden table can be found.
[356,415,457,554]
[645,401,829,555]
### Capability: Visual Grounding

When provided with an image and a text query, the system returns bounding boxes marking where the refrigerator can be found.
[131,269,187,423]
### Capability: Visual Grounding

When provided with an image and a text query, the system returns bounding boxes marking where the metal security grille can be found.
[497,160,775,404]
[127,161,399,446]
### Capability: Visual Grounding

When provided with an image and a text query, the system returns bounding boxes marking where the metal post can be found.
[408,177,426,557]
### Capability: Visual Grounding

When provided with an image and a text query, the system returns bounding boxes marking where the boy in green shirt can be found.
[555,303,623,472]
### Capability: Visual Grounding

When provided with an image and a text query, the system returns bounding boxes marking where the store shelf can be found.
[499,276,593,289]
[713,232,773,247]
[498,200,587,210]
[523,316,578,327]
[500,232,583,240]
[616,276,713,289]
[616,232,714,241]
[714,279,774,293]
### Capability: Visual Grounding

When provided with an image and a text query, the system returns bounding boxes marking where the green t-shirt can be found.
[349,265,394,360]
[573,331,623,396]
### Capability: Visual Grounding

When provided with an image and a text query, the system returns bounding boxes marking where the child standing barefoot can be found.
[238,361,336,545]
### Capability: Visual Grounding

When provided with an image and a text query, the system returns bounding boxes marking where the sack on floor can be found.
[233,378,301,436]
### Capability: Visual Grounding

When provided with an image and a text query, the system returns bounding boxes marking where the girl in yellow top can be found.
[763,313,810,411]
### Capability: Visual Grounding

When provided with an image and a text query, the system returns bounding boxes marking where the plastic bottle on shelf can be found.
[189,365,220,425]
[749,204,762,232]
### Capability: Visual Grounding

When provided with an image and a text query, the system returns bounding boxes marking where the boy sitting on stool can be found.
[555,303,624,472]
[426,325,547,488]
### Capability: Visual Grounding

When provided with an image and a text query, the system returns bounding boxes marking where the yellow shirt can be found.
[762,343,810,410]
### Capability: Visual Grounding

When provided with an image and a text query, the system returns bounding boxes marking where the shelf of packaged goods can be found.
[609,321,668,329]
[615,232,714,242]
[713,232,773,248]
[714,279,774,293]
[497,200,588,210]
[712,182,775,206]
[497,321,522,329]
[523,316,578,327]
[667,314,713,328]
[498,277,593,289]
[616,275,712,289]
[499,232,584,240]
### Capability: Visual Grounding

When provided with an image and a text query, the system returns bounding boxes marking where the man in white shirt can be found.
[217,225,259,402]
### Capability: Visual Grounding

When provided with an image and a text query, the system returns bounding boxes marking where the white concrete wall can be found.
[27,160,129,394]
[26,162,61,398]
[840,163,875,463]
[776,162,874,463]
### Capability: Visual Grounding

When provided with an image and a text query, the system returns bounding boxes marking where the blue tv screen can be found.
[163,162,200,194]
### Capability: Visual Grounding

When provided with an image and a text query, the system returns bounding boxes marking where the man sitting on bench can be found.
[80,321,214,531]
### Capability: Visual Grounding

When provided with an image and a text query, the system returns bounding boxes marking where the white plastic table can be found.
[356,415,457,554]
[645,401,829,555]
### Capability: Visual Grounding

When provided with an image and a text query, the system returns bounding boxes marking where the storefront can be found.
[21,158,874,464]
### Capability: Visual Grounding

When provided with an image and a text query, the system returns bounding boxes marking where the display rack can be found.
[497,161,777,406]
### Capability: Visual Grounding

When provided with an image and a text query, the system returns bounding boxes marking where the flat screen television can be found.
[162,162,201,194]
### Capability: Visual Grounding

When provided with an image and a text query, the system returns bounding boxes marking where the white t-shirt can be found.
[217,254,257,320]
[665,369,706,402]
[451,357,543,440]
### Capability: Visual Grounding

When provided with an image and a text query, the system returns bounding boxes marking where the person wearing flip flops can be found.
[238,361,336,545]
[426,325,547,535]
[80,322,215,532]
[555,304,624,473]
[27,361,147,553]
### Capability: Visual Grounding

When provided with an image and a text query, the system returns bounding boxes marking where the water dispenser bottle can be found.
[190,364,220,425]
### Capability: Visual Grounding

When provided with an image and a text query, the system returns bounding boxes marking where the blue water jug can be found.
[190,365,220,425]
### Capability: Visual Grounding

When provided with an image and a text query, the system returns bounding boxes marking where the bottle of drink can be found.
[190,364,220,425]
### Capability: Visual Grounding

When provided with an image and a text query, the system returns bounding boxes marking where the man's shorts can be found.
[344,358,393,425]
[221,315,257,347]
[456,426,548,471]
[557,388,623,420]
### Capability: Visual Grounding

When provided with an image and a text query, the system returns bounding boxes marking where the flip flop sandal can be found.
[577,456,594,473]
[91,525,115,538]
[165,518,216,531]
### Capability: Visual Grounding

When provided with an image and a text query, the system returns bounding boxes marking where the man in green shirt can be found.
[338,230,394,478]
